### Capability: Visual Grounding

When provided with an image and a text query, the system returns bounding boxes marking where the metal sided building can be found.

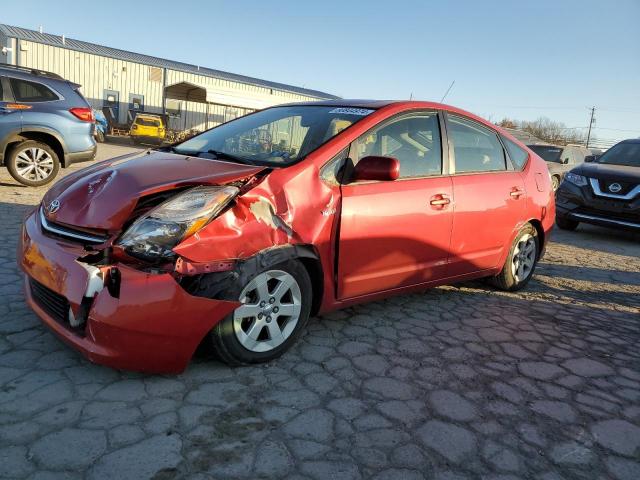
[0,24,338,131]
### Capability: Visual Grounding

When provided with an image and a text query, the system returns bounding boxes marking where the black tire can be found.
[6,140,60,187]
[556,216,579,231]
[551,175,560,191]
[209,259,312,365]
[96,130,105,143]
[489,223,539,292]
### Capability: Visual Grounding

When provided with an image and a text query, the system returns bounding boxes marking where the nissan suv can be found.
[0,65,96,186]
[555,139,640,231]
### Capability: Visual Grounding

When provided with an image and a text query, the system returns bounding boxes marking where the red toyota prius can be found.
[18,100,555,373]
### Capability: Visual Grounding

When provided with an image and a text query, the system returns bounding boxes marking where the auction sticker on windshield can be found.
[328,107,375,116]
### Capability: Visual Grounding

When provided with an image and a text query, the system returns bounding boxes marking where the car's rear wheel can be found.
[551,175,560,191]
[556,216,579,231]
[211,260,312,365]
[489,223,539,291]
[6,140,60,187]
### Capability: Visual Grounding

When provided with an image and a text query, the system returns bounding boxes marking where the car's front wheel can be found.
[211,260,312,365]
[489,223,539,291]
[551,175,560,191]
[6,140,60,187]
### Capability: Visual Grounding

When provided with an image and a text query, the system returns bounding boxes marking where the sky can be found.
[5,0,639,147]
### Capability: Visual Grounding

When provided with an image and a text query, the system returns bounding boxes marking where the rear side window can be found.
[449,116,506,173]
[10,78,58,102]
[501,136,529,170]
[0,78,4,101]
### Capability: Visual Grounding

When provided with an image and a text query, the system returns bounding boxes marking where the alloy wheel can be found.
[14,148,55,183]
[511,233,536,283]
[233,270,302,353]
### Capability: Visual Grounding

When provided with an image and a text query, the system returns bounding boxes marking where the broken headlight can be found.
[117,185,239,261]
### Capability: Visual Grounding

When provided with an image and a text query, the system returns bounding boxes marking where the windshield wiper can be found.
[206,150,255,165]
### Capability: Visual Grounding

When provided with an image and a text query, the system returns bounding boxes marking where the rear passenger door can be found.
[445,114,525,276]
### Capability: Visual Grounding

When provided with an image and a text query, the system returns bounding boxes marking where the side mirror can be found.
[562,158,570,164]
[584,155,595,163]
[352,156,400,182]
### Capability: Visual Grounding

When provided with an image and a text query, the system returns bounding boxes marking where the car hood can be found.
[42,150,265,231]
[573,162,640,182]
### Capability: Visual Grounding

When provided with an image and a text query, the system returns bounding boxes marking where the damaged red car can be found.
[18,100,555,373]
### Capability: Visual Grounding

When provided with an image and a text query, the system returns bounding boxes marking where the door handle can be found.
[510,188,525,199]
[430,194,451,206]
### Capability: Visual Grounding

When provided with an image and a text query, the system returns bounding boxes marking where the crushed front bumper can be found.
[18,210,239,374]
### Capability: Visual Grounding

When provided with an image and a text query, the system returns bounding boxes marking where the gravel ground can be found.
[1,144,639,480]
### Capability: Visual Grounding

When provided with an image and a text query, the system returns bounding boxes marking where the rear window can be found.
[135,117,161,127]
[502,136,529,170]
[10,78,58,102]
[529,145,563,163]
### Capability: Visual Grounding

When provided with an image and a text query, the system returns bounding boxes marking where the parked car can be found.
[528,144,591,191]
[130,113,166,145]
[555,138,639,231]
[18,100,555,373]
[94,109,107,143]
[0,64,96,186]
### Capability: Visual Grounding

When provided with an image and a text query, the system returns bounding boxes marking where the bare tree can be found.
[497,117,588,146]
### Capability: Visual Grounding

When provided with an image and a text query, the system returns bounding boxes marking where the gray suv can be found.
[528,144,591,191]
[0,65,96,186]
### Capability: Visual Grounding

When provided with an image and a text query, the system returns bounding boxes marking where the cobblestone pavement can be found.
[1,145,639,480]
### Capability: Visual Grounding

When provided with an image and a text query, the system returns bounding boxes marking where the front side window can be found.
[174,105,374,166]
[10,78,58,102]
[353,112,442,178]
[502,136,529,170]
[449,116,506,173]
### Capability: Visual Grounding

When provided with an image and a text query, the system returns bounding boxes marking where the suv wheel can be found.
[6,140,60,187]
[551,175,560,191]
[210,260,312,365]
[556,216,579,231]
[489,223,539,291]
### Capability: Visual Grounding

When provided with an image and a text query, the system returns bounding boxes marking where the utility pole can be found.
[586,106,596,148]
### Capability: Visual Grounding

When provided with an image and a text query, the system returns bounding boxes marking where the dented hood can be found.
[42,150,265,231]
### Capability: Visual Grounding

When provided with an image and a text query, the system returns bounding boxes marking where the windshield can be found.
[595,142,640,167]
[529,145,563,163]
[173,105,375,165]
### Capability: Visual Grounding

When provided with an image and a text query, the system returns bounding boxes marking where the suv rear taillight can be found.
[69,107,94,122]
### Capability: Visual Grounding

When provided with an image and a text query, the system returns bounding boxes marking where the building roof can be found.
[0,24,339,100]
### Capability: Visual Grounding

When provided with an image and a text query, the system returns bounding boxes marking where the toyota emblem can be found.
[608,183,622,193]
[47,199,60,214]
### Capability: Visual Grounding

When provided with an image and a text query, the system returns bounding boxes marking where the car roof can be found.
[619,138,640,144]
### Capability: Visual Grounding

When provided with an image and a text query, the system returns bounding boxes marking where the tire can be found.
[210,259,312,365]
[6,140,60,187]
[489,223,539,292]
[551,175,560,191]
[96,130,105,143]
[556,216,579,231]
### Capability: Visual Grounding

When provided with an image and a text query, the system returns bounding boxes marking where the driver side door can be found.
[337,111,454,299]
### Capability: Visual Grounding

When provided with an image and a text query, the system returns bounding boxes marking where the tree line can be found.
[497,117,589,146]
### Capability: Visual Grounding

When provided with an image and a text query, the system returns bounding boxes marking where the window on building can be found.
[10,78,58,102]
[449,116,506,173]
[501,136,529,170]
[166,99,181,117]
[354,113,442,178]
[130,94,144,111]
